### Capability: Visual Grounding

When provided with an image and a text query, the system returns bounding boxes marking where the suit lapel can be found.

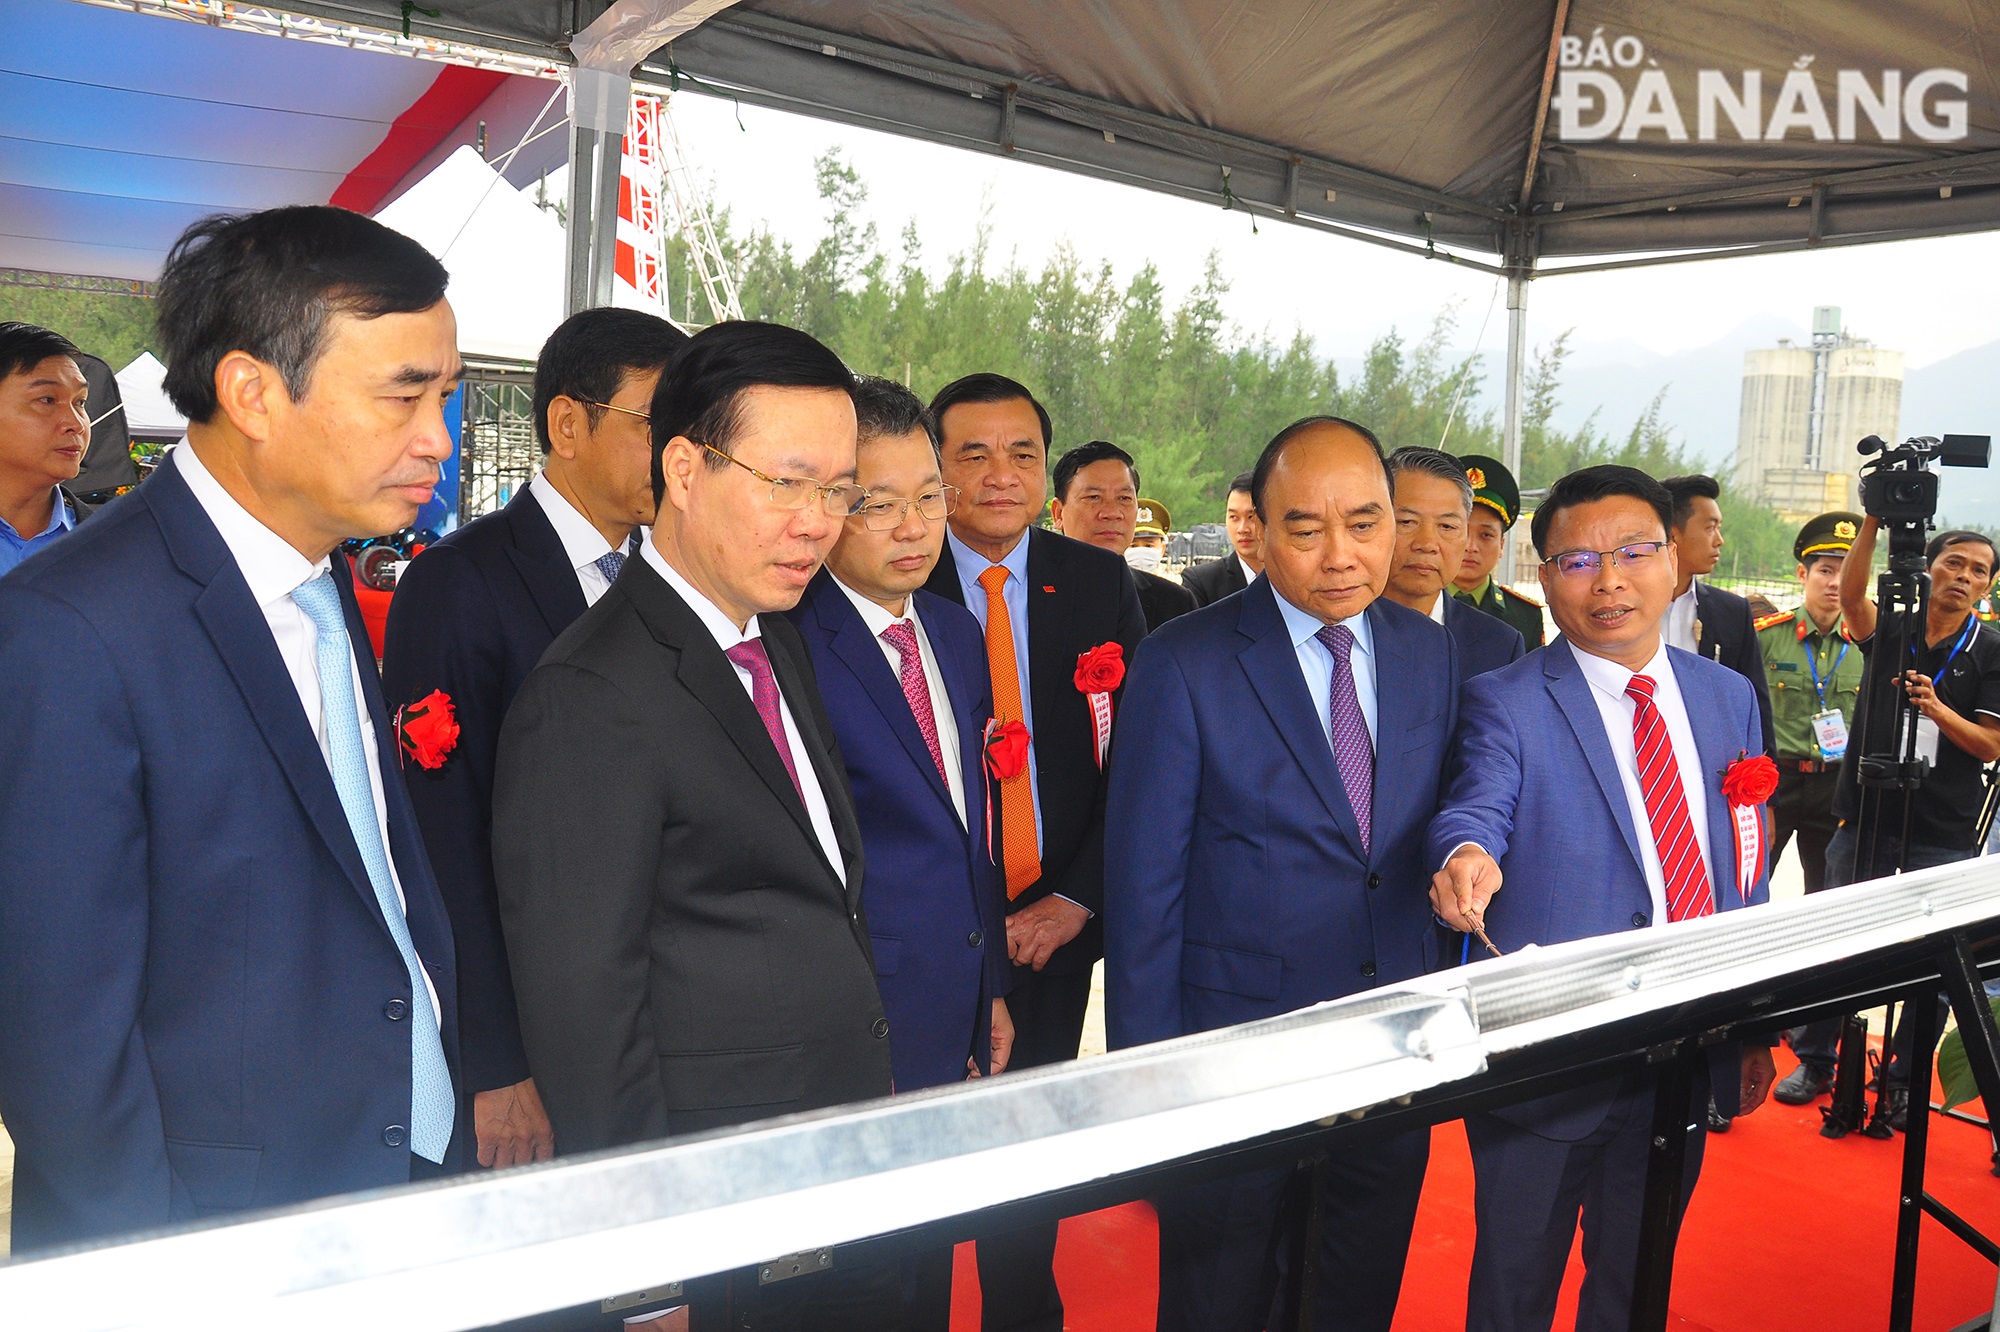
[1543,640,1646,876]
[502,487,589,638]
[1234,581,1368,858]
[1367,601,1415,832]
[918,589,987,841]
[819,583,958,817]
[926,539,968,609]
[762,619,864,894]
[1024,530,1067,728]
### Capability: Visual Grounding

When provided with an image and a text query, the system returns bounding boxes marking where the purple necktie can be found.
[724,639,803,801]
[1316,622,1373,854]
[881,619,951,787]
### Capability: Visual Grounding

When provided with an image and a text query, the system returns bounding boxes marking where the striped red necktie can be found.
[1624,673,1713,922]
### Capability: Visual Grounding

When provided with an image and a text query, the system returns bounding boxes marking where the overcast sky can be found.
[664,91,2000,374]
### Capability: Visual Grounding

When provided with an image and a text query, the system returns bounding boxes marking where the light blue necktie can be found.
[292,572,455,1163]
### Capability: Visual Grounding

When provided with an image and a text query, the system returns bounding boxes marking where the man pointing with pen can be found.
[1427,465,1776,1332]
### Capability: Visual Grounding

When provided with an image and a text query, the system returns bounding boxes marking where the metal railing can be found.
[4,856,1998,1331]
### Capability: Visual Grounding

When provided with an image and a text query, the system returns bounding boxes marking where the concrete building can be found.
[1734,306,1902,521]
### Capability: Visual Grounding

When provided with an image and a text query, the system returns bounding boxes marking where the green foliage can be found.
[0,286,159,373]
[1937,998,2000,1111]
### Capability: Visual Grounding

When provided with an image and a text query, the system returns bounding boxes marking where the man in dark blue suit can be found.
[0,206,463,1251]
[382,307,684,1171]
[1428,466,1778,1332]
[1381,446,1525,682]
[789,376,1011,1329]
[1107,417,1459,1332]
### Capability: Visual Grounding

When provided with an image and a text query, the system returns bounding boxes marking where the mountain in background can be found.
[1902,341,2000,528]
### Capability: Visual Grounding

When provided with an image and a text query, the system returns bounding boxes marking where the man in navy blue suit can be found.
[1428,465,1778,1332]
[0,206,463,1251]
[1381,446,1525,681]
[789,375,1011,1329]
[382,307,684,1172]
[1106,417,1459,1332]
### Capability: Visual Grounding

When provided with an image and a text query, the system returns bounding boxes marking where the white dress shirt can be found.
[1272,588,1379,748]
[530,470,628,607]
[176,446,440,1024]
[832,576,967,826]
[1237,554,1260,589]
[641,539,847,884]
[1572,640,1715,926]
[1426,592,1447,625]
[1662,579,1700,653]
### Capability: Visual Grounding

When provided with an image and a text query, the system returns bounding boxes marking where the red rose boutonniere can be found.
[395,689,461,771]
[984,718,1030,781]
[1719,751,1778,906]
[1074,642,1125,768]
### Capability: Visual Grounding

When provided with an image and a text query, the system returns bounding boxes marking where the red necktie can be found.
[724,639,803,801]
[881,619,950,788]
[1625,673,1712,922]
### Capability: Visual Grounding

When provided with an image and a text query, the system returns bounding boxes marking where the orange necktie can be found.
[979,565,1042,898]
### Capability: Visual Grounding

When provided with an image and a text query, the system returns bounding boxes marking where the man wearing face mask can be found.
[1050,439,1197,633]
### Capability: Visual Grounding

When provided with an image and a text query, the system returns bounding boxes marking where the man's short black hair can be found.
[1530,465,1675,558]
[1053,440,1138,503]
[0,323,83,382]
[1248,415,1389,521]
[852,375,938,452]
[650,320,855,505]
[1660,473,1721,529]
[1928,529,1998,572]
[155,205,449,424]
[1386,446,1474,513]
[532,308,687,455]
[1227,470,1255,500]
[928,373,1053,455]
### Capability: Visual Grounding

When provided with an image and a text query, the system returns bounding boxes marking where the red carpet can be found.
[950,1048,2000,1329]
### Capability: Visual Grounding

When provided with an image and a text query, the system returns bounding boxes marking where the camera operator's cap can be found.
[1795,511,1864,564]
[1456,454,1521,529]
[1135,498,1171,536]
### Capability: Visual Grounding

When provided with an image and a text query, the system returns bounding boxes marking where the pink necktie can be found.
[881,619,950,787]
[1316,622,1373,855]
[724,639,803,801]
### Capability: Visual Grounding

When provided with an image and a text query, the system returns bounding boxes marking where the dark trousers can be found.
[1464,1072,1708,1332]
[1770,767,1841,893]
[975,963,1094,1332]
[1790,826,1973,1077]
[1153,1130,1429,1332]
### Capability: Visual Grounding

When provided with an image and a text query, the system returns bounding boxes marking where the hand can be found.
[987,997,1014,1076]
[1429,846,1503,933]
[1739,1046,1777,1115]
[1006,896,1089,971]
[473,1076,555,1169]
[1901,671,1948,721]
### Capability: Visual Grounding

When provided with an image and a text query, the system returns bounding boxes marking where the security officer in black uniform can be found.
[1450,453,1544,649]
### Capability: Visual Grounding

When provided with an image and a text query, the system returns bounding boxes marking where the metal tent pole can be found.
[1502,266,1529,482]
[565,67,629,315]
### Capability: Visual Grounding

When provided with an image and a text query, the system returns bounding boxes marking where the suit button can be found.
[968,930,985,948]
[382,1125,407,1148]
[871,1018,890,1039]
[384,999,409,1021]
[1360,962,1377,979]
[1632,912,1650,927]
[1367,873,1382,890]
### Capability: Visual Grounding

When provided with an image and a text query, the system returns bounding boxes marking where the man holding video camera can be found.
[1784,513,2000,1120]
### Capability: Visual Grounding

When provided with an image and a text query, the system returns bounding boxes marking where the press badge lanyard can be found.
[1805,636,1849,708]
[1920,617,1978,687]
[1906,618,1976,767]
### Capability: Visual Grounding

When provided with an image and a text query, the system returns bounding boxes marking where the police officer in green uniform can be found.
[1450,453,1544,649]
[1757,512,1867,909]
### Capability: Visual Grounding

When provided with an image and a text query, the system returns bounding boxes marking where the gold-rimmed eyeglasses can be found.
[698,441,867,517]
[578,398,651,423]
[1541,540,1670,578]
[851,485,959,531]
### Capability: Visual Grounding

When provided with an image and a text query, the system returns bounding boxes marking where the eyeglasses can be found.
[851,485,959,531]
[699,441,866,517]
[578,398,650,423]
[1542,540,1670,578]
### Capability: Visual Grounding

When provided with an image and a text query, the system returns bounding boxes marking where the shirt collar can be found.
[948,527,1031,586]
[1237,553,1259,586]
[1427,592,1448,624]
[1461,575,1492,602]
[174,445,327,609]
[1672,579,1700,611]
[1275,587,1375,658]
[639,537,762,651]
[1573,637,1672,701]
[0,487,75,541]
[832,573,917,639]
[530,471,618,571]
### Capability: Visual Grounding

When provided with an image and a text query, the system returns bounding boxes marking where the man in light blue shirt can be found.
[0,323,92,579]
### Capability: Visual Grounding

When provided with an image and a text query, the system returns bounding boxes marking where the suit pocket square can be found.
[1182,942,1284,1001]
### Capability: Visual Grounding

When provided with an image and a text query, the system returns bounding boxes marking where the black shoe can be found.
[1706,1097,1732,1133]
[1775,1063,1835,1105]
[1885,1087,1911,1133]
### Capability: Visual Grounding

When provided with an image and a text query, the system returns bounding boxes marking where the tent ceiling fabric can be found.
[295,0,2000,266]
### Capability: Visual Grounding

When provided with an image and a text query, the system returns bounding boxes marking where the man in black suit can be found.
[494,321,895,1331]
[1380,446,1524,681]
[924,374,1147,1332]
[1660,474,1776,757]
[1049,438,1196,631]
[381,307,685,1172]
[1180,469,1262,607]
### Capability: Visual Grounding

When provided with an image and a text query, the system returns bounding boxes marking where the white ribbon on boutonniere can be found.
[1072,642,1126,768]
[1719,751,1780,904]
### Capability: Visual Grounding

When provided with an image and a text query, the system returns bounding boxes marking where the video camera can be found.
[1856,433,1990,561]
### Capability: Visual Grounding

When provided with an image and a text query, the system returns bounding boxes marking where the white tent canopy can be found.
[111,352,186,438]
